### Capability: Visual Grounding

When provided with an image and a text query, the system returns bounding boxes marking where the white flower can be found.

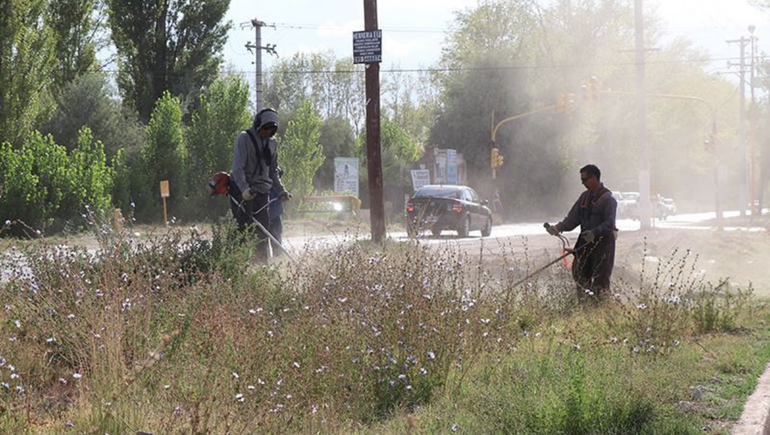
[232,372,239,379]
[451,423,460,432]
[235,393,245,403]
[427,351,435,360]
[72,373,83,379]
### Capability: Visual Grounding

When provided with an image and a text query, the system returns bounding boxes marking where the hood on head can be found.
[254,109,278,131]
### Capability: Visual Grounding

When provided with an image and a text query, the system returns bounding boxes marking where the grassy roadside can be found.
[0,222,767,434]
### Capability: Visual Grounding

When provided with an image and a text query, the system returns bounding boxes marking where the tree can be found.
[314,116,357,191]
[184,76,251,219]
[40,73,145,157]
[144,91,185,218]
[106,0,231,122]
[69,127,114,217]
[279,99,325,199]
[47,0,103,93]
[0,0,55,148]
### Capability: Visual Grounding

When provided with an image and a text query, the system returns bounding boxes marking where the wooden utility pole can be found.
[364,0,385,243]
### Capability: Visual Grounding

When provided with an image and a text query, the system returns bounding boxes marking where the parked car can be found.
[618,191,640,219]
[405,185,492,238]
[657,196,677,220]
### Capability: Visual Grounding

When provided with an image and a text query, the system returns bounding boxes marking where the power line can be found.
[91,55,743,76]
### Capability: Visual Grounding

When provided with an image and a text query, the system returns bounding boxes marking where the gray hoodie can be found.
[230,110,286,196]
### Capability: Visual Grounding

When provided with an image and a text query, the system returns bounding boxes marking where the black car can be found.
[405,185,493,238]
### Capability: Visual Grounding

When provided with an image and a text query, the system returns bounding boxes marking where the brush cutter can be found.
[510,223,586,287]
[208,171,296,263]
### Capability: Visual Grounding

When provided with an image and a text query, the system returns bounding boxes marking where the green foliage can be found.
[693,280,753,333]
[144,91,186,219]
[106,0,231,121]
[314,115,358,191]
[184,76,251,219]
[0,0,56,148]
[0,133,76,233]
[279,99,325,198]
[47,0,101,94]
[40,73,145,157]
[69,128,114,217]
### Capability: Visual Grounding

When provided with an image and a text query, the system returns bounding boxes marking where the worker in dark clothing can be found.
[546,164,617,300]
[230,108,291,262]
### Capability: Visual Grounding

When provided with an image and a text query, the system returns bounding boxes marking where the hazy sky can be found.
[222,0,770,81]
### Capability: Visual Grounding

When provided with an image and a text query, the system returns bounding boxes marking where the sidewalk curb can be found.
[733,363,770,435]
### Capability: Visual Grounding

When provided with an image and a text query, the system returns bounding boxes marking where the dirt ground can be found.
[469,217,770,297]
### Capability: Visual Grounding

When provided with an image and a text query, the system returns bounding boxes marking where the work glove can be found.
[581,230,596,243]
[279,191,292,202]
[242,188,255,202]
[546,224,560,236]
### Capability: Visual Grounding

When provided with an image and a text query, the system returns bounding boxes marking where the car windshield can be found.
[623,192,640,201]
[414,186,463,199]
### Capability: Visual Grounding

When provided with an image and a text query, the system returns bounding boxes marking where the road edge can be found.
[733,362,770,435]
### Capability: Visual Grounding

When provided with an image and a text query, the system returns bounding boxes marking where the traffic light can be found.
[566,93,576,114]
[589,76,601,102]
[583,76,601,103]
[496,153,505,168]
[556,92,566,114]
[491,147,499,168]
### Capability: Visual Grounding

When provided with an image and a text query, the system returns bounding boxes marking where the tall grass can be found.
[0,223,760,434]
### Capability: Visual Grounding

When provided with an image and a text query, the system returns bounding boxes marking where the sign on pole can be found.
[159,180,170,226]
[410,169,431,190]
[334,157,360,197]
[446,149,458,184]
[353,30,382,64]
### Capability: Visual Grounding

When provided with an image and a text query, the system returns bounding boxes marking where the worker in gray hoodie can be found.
[230,108,291,262]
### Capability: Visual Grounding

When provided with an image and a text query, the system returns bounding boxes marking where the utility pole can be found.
[634,0,652,230]
[363,0,385,243]
[727,34,749,217]
[749,25,757,219]
[245,19,276,112]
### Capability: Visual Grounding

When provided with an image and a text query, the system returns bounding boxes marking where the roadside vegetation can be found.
[1,221,766,434]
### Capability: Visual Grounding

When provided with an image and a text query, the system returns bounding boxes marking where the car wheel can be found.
[431,227,442,237]
[481,216,492,237]
[457,216,470,238]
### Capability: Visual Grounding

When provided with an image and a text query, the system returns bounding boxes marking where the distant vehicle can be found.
[657,197,677,220]
[405,185,492,238]
[618,191,640,219]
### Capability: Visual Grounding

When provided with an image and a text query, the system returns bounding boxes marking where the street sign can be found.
[160,180,170,198]
[334,157,360,197]
[353,30,382,64]
[410,169,430,190]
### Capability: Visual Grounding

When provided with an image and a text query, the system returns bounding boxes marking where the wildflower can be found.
[14,320,20,329]
[637,303,647,310]
[451,423,460,432]
[4,220,10,226]
[420,367,428,375]
[15,386,24,393]
[65,421,74,428]
[427,351,435,360]
[248,385,256,390]
[46,337,56,344]
[72,373,83,379]
[232,372,239,379]
[67,314,75,320]
[235,393,245,403]
[164,385,170,390]
[59,378,67,385]
[10,373,19,380]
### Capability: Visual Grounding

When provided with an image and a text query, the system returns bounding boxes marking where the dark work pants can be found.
[572,237,615,299]
[230,187,270,263]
